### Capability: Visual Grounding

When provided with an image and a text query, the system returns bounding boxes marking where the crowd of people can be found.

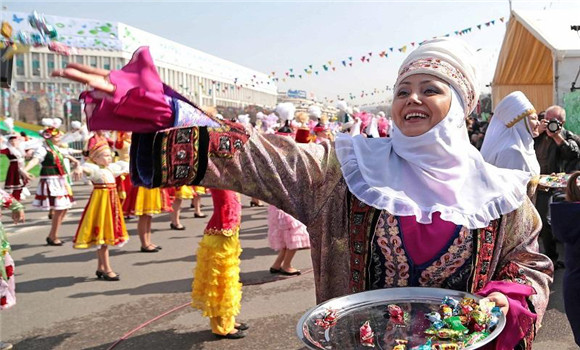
[0,37,579,349]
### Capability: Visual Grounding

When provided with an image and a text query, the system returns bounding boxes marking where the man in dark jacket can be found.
[534,105,580,268]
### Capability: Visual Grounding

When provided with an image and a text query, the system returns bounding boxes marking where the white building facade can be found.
[1,11,277,129]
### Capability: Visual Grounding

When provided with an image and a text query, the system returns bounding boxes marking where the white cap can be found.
[275,102,296,122]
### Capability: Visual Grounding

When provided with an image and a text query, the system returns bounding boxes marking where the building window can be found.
[32,82,41,92]
[89,56,97,68]
[47,54,55,71]
[16,81,25,91]
[32,53,41,76]
[75,56,83,64]
[61,56,69,69]
[103,57,111,70]
[15,56,24,75]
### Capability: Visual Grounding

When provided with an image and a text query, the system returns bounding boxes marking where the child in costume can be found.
[191,189,248,339]
[267,103,310,276]
[550,171,580,345]
[73,140,129,281]
[0,133,31,201]
[23,119,82,246]
[0,188,25,350]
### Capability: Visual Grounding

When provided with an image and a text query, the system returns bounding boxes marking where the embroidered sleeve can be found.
[201,128,343,225]
[149,122,342,225]
[491,199,553,348]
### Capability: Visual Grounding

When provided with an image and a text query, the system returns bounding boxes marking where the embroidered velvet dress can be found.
[79,47,553,349]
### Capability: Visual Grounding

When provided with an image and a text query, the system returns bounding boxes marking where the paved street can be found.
[2,182,577,349]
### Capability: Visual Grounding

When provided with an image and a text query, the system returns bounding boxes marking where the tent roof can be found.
[513,9,580,57]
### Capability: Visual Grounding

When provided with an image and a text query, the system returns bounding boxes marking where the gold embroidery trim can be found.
[204,226,240,237]
[506,109,535,128]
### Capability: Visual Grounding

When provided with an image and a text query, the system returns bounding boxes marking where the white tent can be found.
[492,9,580,112]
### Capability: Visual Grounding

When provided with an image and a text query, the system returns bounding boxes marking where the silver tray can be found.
[297,287,506,349]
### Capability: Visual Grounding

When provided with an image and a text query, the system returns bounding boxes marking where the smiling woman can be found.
[54,38,552,349]
[392,75,451,137]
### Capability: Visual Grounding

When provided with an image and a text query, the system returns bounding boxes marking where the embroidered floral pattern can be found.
[398,57,475,115]
[419,226,473,286]
[373,212,410,287]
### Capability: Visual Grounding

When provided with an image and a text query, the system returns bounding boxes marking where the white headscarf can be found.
[480,91,540,175]
[335,38,530,229]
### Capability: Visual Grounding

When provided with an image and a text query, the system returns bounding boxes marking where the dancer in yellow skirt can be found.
[73,140,129,281]
[124,185,170,252]
[191,189,247,339]
[169,186,194,230]
[190,186,207,218]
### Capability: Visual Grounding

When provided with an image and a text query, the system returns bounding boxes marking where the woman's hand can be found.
[52,63,115,94]
[481,292,510,316]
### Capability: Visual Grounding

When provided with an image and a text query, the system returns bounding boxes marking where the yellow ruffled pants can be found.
[191,231,242,335]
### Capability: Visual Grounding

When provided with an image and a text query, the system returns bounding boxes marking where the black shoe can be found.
[170,223,186,230]
[235,322,249,331]
[250,201,264,207]
[97,270,120,279]
[279,268,301,276]
[46,237,64,246]
[194,213,207,218]
[213,330,246,339]
[140,245,159,253]
[101,271,120,281]
[269,267,281,274]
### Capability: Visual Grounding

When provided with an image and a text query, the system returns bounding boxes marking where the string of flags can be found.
[269,16,505,83]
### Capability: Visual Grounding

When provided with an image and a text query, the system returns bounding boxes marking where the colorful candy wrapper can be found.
[392,339,408,350]
[464,331,490,345]
[387,304,407,327]
[410,338,432,350]
[314,308,338,329]
[360,321,375,347]
[432,343,460,350]
[440,305,453,319]
[443,316,468,333]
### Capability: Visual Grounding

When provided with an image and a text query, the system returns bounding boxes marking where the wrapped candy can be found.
[463,331,490,345]
[432,343,460,350]
[435,328,463,340]
[410,338,432,350]
[386,304,407,327]
[360,321,375,347]
[443,316,468,333]
[314,308,338,329]
[440,305,453,319]
[425,312,445,330]
[392,339,408,350]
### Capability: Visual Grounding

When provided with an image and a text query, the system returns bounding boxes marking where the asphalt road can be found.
[2,183,577,349]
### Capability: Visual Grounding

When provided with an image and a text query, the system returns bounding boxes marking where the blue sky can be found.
[3,1,580,106]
